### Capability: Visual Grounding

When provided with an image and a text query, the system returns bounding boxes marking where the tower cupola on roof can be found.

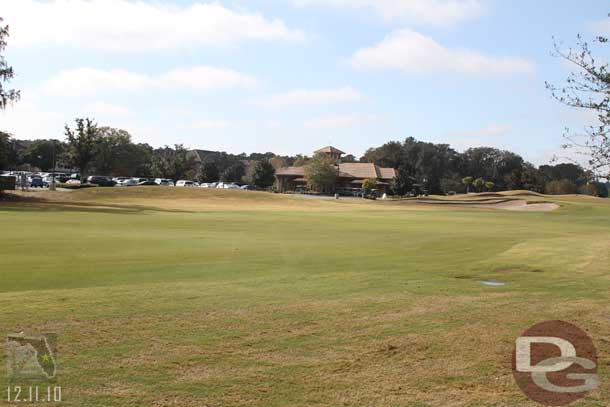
[314,146,345,160]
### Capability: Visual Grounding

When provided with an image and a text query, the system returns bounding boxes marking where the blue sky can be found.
[1,0,609,164]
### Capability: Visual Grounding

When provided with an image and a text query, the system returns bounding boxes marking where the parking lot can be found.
[0,171,258,191]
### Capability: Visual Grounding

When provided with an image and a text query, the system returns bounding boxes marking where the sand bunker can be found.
[415,198,559,212]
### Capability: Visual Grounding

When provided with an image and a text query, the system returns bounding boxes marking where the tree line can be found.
[361,137,608,197]
[0,118,287,189]
[2,121,608,196]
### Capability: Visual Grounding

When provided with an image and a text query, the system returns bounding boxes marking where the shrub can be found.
[473,178,485,192]
[579,183,598,196]
[362,178,378,193]
[580,182,609,197]
[595,182,609,198]
[441,178,465,194]
[545,179,577,195]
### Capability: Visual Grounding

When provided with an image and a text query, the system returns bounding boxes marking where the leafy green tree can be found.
[151,144,194,180]
[440,177,464,194]
[220,162,246,183]
[361,141,403,168]
[342,154,358,163]
[485,181,495,191]
[90,127,152,177]
[538,163,589,186]
[92,128,131,175]
[269,156,287,169]
[461,147,524,190]
[473,177,485,192]
[392,162,416,196]
[18,139,64,171]
[521,163,545,192]
[0,131,11,171]
[1,18,18,173]
[304,153,338,193]
[199,160,220,183]
[293,154,310,167]
[1,17,19,109]
[462,176,474,193]
[65,118,99,182]
[250,160,275,189]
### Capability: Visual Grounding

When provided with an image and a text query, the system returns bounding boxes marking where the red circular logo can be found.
[512,321,598,406]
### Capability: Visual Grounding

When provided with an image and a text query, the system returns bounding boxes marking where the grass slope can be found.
[1,188,609,406]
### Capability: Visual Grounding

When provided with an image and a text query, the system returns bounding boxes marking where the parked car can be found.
[65,179,81,185]
[113,177,130,184]
[241,185,256,191]
[175,180,198,187]
[154,178,174,186]
[118,178,139,187]
[45,173,70,184]
[87,176,116,187]
[133,178,150,183]
[199,183,215,188]
[138,180,158,186]
[28,176,44,188]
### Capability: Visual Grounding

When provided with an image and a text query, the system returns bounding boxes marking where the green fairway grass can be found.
[1,188,609,406]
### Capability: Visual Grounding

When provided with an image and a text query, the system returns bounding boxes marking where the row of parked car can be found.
[2,171,259,190]
[1,171,73,188]
[87,176,255,190]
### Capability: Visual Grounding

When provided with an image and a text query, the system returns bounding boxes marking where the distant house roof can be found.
[314,146,345,155]
[275,166,306,176]
[377,167,396,180]
[338,163,378,179]
[276,162,395,181]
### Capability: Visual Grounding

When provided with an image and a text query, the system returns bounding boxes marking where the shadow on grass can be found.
[0,194,194,215]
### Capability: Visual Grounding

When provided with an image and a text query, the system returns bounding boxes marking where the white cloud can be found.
[161,67,257,91]
[350,29,533,76]
[84,102,131,117]
[43,68,153,98]
[178,120,232,130]
[449,124,513,138]
[43,66,258,98]
[441,123,514,152]
[294,0,485,26]
[533,147,592,168]
[254,87,362,108]
[2,0,305,50]
[0,94,64,139]
[591,18,610,36]
[305,114,376,129]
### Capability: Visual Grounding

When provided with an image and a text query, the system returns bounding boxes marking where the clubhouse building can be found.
[275,146,396,194]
